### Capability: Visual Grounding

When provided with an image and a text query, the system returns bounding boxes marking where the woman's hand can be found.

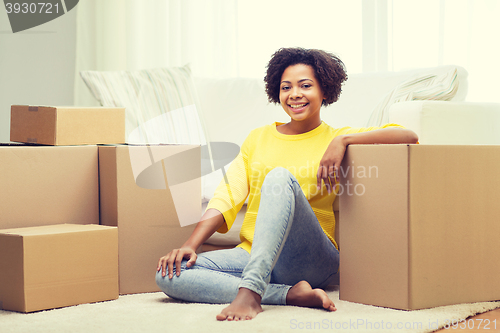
[156,209,225,279]
[317,136,347,194]
[157,247,197,279]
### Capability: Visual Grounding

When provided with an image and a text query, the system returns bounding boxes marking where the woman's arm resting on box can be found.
[317,128,418,192]
[157,208,225,279]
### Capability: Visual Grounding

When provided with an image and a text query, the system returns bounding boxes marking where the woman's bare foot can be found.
[216,288,263,321]
[286,280,337,311]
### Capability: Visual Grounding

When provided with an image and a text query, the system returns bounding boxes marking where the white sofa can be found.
[195,65,500,250]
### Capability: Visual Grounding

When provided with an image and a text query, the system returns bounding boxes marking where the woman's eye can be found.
[281,86,290,91]
[302,84,311,88]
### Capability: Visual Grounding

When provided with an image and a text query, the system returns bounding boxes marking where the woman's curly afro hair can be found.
[264,47,347,106]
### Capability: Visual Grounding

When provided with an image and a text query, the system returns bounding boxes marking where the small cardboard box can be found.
[10,105,125,145]
[339,144,500,310]
[0,224,118,313]
[0,144,99,230]
[99,144,200,294]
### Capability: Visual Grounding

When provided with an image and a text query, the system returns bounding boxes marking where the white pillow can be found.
[366,66,465,127]
[80,65,206,145]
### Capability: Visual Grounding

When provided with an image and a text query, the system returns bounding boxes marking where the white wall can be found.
[0,8,77,143]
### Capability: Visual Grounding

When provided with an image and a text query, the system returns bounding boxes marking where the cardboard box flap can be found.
[99,144,200,294]
[0,224,115,236]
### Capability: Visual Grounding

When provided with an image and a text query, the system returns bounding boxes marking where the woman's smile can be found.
[287,103,309,113]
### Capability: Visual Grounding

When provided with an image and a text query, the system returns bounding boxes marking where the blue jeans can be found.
[155,167,340,305]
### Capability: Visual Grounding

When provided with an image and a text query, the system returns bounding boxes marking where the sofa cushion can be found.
[389,100,500,144]
[366,66,468,127]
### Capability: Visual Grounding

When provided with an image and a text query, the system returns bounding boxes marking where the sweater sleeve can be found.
[337,123,406,135]
[205,133,252,233]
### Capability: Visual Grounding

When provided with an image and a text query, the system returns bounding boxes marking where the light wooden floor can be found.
[435,307,500,332]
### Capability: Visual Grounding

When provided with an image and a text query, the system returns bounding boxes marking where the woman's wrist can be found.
[332,134,350,148]
[180,242,199,253]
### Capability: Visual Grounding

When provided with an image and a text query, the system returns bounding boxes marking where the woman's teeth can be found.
[289,103,307,109]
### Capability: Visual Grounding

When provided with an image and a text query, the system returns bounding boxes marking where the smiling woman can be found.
[155,47,418,322]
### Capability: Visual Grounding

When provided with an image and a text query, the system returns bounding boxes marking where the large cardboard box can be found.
[99,144,201,294]
[10,105,125,145]
[0,144,99,229]
[0,224,118,313]
[339,144,500,310]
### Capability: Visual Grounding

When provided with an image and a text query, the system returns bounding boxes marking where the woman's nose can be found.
[290,87,302,98]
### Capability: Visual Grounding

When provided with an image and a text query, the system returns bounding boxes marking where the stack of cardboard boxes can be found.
[0,105,200,312]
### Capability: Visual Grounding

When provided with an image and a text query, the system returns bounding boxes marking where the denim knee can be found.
[261,167,296,196]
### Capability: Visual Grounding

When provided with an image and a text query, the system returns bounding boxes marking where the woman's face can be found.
[279,63,325,126]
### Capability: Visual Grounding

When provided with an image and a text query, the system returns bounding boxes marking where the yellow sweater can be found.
[206,121,402,253]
